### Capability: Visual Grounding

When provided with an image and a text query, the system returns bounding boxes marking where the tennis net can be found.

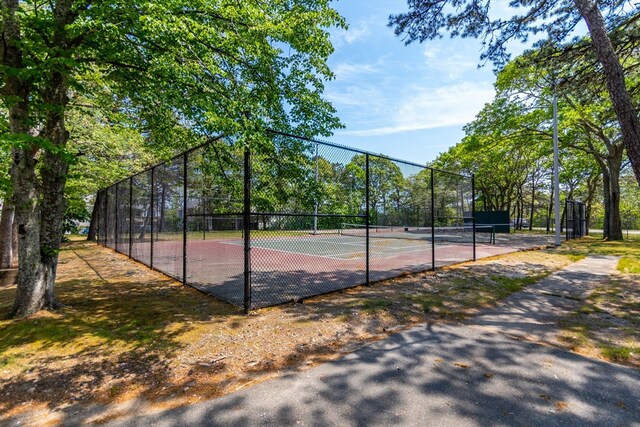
[339,223,495,244]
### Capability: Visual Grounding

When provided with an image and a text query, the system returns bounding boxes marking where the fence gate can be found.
[565,200,586,240]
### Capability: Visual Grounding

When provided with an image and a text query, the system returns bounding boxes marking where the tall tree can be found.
[1,0,344,317]
[389,0,640,186]
[0,113,14,268]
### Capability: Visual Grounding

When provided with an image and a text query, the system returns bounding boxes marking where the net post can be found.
[365,153,370,286]
[430,168,435,270]
[182,152,188,285]
[129,177,133,258]
[472,174,476,261]
[115,182,119,252]
[150,167,154,270]
[243,147,251,313]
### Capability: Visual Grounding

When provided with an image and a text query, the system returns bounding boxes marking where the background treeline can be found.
[431,16,640,239]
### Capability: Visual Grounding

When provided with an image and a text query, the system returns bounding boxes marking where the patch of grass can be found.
[559,235,640,260]
[490,275,543,298]
[0,354,17,369]
[566,253,587,262]
[348,298,392,313]
[408,295,443,313]
[557,326,590,350]
[558,273,640,367]
[600,345,635,362]
[577,303,602,315]
[618,257,640,274]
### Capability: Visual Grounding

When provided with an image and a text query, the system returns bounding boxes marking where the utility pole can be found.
[553,80,561,246]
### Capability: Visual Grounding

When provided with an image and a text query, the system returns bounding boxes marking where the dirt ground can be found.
[0,239,635,426]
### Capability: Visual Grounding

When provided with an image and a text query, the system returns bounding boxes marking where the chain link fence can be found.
[96,131,480,311]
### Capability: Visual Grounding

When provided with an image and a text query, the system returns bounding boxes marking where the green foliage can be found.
[65,0,345,142]
[389,0,638,69]
[3,1,347,255]
[600,345,636,362]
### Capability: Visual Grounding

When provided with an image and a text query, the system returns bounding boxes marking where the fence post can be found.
[365,153,370,286]
[430,168,435,270]
[565,199,569,241]
[150,167,154,270]
[102,190,107,247]
[472,174,476,261]
[183,153,188,284]
[115,182,119,252]
[243,148,251,313]
[129,177,133,258]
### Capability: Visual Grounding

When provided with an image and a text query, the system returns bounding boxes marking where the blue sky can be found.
[323,1,503,164]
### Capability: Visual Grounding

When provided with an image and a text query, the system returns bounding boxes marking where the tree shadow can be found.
[96,323,640,426]
[0,244,244,419]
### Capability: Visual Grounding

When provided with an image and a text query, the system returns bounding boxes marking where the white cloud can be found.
[423,44,481,80]
[333,62,379,78]
[337,82,495,136]
[325,84,387,110]
[331,19,371,47]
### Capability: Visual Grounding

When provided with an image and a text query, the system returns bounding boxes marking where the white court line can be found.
[217,239,459,260]
[220,240,361,261]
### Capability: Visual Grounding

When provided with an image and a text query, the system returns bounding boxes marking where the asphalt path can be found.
[103,256,640,427]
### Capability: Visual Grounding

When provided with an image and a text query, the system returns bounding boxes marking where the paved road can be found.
[103,256,639,427]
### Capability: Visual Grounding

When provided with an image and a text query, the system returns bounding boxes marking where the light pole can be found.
[553,81,561,246]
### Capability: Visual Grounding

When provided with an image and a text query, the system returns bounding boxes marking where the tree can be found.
[0,113,16,268]
[1,0,344,317]
[389,0,640,186]
[64,105,157,241]
[496,42,636,239]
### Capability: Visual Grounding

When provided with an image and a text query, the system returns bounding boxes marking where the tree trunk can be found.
[584,173,600,235]
[601,169,611,239]
[607,156,623,240]
[2,0,51,317]
[6,0,75,317]
[11,143,53,317]
[0,201,14,268]
[529,179,535,231]
[546,183,554,234]
[575,0,640,186]
[87,192,101,242]
[11,215,18,267]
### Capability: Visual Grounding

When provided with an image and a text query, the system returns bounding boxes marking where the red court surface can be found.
[118,231,554,308]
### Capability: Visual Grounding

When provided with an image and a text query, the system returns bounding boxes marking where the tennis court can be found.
[97,131,516,310]
[139,226,487,308]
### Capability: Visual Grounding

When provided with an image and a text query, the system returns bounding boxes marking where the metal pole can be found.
[313,142,319,234]
[430,169,435,270]
[183,153,188,284]
[565,199,569,241]
[115,182,119,252]
[150,168,154,269]
[102,190,107,246]
[553,85,561,246]
[243,148,251,313]
[365,154,370,286]
[129,177,133,258]
[472,174,476,261]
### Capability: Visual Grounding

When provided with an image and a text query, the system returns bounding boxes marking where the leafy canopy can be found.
[389,0,639,69]
[7,0,345,152]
